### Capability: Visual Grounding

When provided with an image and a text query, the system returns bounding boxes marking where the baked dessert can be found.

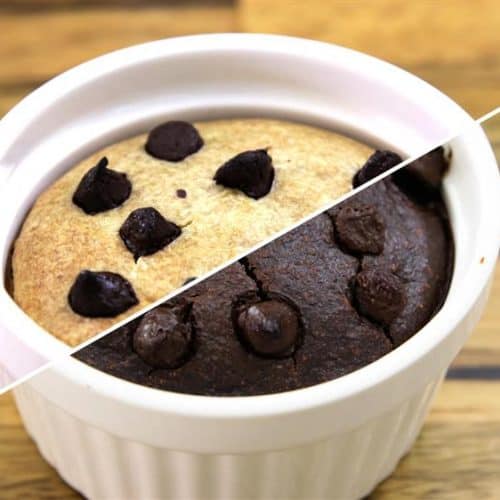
[74,148,454,396]
[11,119,374,345]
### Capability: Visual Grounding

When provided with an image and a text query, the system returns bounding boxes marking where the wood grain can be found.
[372,381,500,499]
[240,0,500,118]
[0,5,235,93]
[0,393,81,499]
[0,3,236,118]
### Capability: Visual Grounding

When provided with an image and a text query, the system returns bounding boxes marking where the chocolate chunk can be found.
[393,146,448,202]
[119,207,181,261]
[133,306,193,368]
[354,268,405,325]
[176,189,187,198]
[234,298,301,358]
[68,270,138,317]
[353,150,402,187]
[145,121,203,162]
[72,157,131,214]
[214,149,275,199]
[333,203,385,255]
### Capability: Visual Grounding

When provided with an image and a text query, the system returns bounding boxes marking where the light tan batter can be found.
[12,119,373,345]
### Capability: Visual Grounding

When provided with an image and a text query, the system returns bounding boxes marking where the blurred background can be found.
[1,0,499,118]
[1,1,499,498]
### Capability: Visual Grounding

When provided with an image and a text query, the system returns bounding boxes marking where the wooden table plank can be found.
[0,392,81,499]
[240,0,500,118]
[0,3,235,116]
[372,381,500,499]
[0,6,235,85]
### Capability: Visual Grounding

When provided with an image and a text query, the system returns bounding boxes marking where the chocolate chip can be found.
[235,298,301,358]
[145,121,203,162]
[176,189,187,198]
[119,207,181,261]
[354,268,405,325]
[393,146,448,202]
[334,203,385,255]
[214,149,275,199]
[72,157,131,214]
[133,306,193,368]
[353,150,402,187]
[182,277,197,286]
[68,270,138,317]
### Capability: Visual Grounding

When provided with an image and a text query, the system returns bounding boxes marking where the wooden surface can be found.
[241,0,500,119]
[1,1,499,498]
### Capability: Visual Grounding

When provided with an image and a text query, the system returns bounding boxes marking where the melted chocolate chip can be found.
[354,268,405,325]
[176,189,187,198]
[334,203,385,255]
[214,149,275,199]
[182,277,197,286]
[119,207,181,261]
[393,146,448,202]
[235,298,301,358]
[353,150,403,187]
[68,270,138,317]
[72,157,131,214]
[145,121,203,162]
[133,306,193,368]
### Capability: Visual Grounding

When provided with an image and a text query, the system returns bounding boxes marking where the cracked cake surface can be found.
[74,155,453,396]
[11,118,374,345]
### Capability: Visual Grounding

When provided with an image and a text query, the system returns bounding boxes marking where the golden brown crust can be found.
[12,119,373,345]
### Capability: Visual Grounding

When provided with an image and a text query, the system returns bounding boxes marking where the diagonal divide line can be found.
[1,107,499,395]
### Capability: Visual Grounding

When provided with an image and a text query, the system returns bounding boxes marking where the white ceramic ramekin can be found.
[1,35,499,499]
